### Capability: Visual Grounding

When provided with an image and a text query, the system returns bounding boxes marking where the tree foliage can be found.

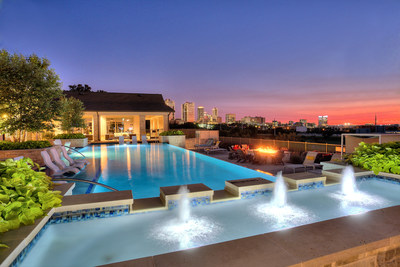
[0,50,62,140]
[68,84,92,94]
[59,97,86,133]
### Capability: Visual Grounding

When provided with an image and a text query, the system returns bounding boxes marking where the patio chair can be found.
[131,135,138,144]
[228,146,239,160]
[272,150,285,165]
[204,141,226,154]
[302,151,322,170]
[49,147,85,170]
[41,150,79,177]
[236,149,253,163]
[60,145,88,168]
[141,135,148,144]
[194,138,214,149]
[283,151,321,173]
[251,150,267,165]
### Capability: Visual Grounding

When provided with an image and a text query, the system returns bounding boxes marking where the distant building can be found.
[217,116,222,123]
[182,102,195,122]
[241,116,265,125]
[212,107,218,122]
[318,115,328,127]
[288,121,294,126]
[197,106,205,122]
[164,99,175,121]
[299,119,307,126]
[272,119,279,127]
[225,113,236,124]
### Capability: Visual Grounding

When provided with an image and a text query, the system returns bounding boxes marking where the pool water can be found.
[20,179,400,267]
[71,144,275,198]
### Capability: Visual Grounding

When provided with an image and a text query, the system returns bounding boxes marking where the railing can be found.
[220,137,342,153]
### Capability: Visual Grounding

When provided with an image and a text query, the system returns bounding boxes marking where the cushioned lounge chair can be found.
[204,141,225,154]
[49,147,85,170]
[60,145,88,168]
[283,151,321,173]
[194,138,214,149]
[41,150,79,177]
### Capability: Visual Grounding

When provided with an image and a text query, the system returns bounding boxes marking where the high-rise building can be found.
[299,119,307,126]
[288,121,294,126]
[225,113,236,124]
[241,116,265,125]
[318,115,328,127]
[197,106,205,122]
[182,102,195,122]
[164,99,175,121]
[212,107,218,122]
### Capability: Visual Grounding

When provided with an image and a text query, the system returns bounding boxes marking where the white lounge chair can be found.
[41,150,79,177]
[141,135,148,144]
[49,147,85,170]
[60,145,88,168]
[131,136,137,144]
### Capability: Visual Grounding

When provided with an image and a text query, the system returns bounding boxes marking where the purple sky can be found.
[1,0,399,124]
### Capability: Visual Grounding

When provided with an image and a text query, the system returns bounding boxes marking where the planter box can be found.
[0,148,48,166]
[54,138,88,148]
[159,136,186,148]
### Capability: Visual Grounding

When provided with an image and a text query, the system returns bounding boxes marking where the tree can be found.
[59,97,86,133]
[68,84,92,94]
[0,50,62,141]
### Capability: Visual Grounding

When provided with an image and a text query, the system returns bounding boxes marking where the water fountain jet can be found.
[341,166,358,196]
[271,172,287,207]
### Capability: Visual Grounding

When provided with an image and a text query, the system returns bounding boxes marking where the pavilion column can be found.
[163,114,169,132]
[93,113,100,141]
[139,115,146,141]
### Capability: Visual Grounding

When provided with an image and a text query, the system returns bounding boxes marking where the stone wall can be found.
[0,148,47,166]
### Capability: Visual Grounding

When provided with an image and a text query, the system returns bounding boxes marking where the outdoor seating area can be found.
[202,142,341,175]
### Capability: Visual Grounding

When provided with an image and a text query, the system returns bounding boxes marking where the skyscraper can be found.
[318,115,328,127]
[225,113,236,124]
[299,119,307,126]
[197,106,205,122]
[164,99,175,121]
[212,107,218,122]
[182,102,195,122]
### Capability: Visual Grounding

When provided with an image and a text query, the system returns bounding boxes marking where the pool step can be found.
[322,168,373,183]
[282,172,326,190]
[212,190,240,203]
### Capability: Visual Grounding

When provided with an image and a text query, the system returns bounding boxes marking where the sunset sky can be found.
[1,0,399,125]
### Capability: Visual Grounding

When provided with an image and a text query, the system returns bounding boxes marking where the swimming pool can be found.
[19,178,400,267]
[72,144,275,198]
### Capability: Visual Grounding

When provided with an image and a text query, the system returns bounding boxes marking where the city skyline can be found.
[1,1,399,125]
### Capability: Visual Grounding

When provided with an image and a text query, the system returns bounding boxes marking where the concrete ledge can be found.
[225,177,274,197]
[283,172,326,190]
[322,168,374,182]
[160,184,213,207]
[54,190,134,213]
[131,197,167,214]
[211,190,240,203]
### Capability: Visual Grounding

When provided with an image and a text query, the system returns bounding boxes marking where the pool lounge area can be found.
[2,144,400,267]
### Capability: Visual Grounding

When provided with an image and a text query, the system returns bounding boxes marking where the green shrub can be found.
[0,141,52,150]
[54,133,86,139]
[159,130,185,136]
[348,142,400,175]
[0,158,63,247]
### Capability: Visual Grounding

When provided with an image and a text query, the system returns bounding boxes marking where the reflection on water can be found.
[75,144,274,198]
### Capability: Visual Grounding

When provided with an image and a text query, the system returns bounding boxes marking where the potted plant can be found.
[159,130,186,148]
[53,133,88,148]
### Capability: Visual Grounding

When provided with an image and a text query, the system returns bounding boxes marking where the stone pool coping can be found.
[2,171,400,266]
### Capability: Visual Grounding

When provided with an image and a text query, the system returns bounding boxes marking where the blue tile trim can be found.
[167,197,211,210]
[240,189,272,199]
[298,181,325,191]
[358,175,400,185]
